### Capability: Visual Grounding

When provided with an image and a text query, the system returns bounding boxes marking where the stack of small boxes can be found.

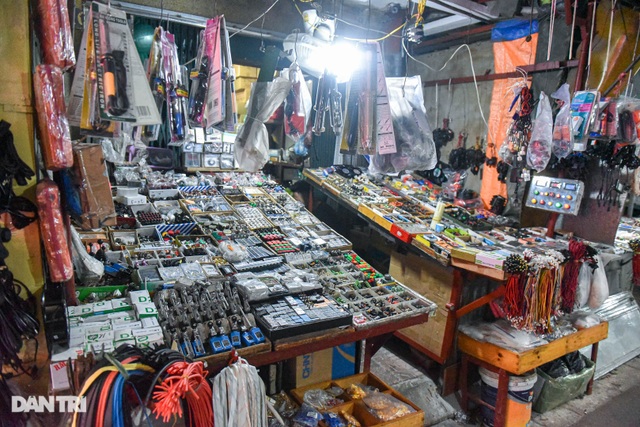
[65,290,162,356]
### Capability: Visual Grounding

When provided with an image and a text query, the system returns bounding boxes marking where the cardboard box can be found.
[390,250,452,359]
[73,144,117,229]
[284,343,356,388]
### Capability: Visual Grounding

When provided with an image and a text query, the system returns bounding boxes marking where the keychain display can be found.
[449,132,469,171]
[466,136,485,175]
[433,118,455,159]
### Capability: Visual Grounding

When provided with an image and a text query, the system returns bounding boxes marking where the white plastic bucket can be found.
[479,368,537,427]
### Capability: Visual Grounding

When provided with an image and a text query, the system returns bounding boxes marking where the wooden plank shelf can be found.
[458,321,609,375]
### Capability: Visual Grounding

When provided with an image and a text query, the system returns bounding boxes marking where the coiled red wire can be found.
[152,361,213,426]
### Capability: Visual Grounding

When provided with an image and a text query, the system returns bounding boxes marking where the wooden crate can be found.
[290,372,424,427]
[458,321,609,375]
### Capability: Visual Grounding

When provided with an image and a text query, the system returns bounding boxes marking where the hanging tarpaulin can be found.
[479,20,538,208]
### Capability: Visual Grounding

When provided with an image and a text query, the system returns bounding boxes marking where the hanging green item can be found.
[133,22,155,62]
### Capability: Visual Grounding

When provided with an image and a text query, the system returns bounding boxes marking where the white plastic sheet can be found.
[234,77,292,172]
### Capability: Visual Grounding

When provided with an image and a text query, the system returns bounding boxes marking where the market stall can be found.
[3,0,640,426]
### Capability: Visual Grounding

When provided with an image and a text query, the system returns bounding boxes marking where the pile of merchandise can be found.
[304,168,612,335]
[48,170,435,394]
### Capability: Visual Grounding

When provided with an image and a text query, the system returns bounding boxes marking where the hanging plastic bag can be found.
[234,77,292,172]
[283,65,312,140]
[576,261,592,308]
[527,91,553,172]
[70,227,104,283]
[551,83,573,159]
[588,255,609,309]
[369,76,437,175]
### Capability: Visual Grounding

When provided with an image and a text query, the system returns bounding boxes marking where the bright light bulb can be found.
[329,41,363,83]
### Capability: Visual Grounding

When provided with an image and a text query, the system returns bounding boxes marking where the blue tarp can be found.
[491,19,539,42]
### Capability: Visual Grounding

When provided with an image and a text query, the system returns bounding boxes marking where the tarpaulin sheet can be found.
[480,34,538,208]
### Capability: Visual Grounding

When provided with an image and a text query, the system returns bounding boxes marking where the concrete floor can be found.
[372,292,640,427]
[372,342,640,427]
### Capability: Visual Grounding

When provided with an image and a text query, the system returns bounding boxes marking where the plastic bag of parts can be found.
[441,169,467,200]
[33,65,73,170]
[292,403,323,427]
[235,78,292,172]
[616,96,640,143]
[283,65,313,140]
[303,389,344,410]
[368,76,437,175]
[219,241,248,263]
[551,83,573,159]
[35,0,75,70]
[588,254,609,309]
[362,392,415,422]
[346,383,378,399]
[36,179,74,282]
[527,91,553,172]
[70,227,104,283]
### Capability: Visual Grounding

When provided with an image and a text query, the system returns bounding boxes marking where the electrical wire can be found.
[343,21,406,42]
[402,38,489,131]
[229,0,281,38]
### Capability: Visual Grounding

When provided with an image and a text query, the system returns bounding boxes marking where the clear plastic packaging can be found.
[219,241,248,262]
[36,179,74,282]
[303,389,344,410]
[36,0,75,70]
[369,76,437,174]
[235,78,292,172]
[292,403,323,427]
[551,84,573,159]
[588,255,609,309]
[70,227,104,283]
[361,392,415,422]
[527,91,553,172]
[345,383,378,399]
[33,65,73,170]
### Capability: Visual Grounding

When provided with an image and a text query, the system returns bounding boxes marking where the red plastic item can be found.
[36,0,75,70]
[36,179,73,282]
[34,65,73,170]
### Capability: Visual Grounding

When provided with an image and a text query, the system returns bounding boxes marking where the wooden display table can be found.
[458,321,609,427]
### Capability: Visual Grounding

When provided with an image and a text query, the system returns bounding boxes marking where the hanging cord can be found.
[447,78,453,120]
[547,0,557,61]
[597,0,617,91]
[585,0,598,86]
[402,40,490,132]
[625,14,640,96]
[568,0,579,60]
[434,82,439,131]
[230,0,281,38]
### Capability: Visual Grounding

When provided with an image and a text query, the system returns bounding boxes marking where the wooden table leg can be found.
[459,353,469,412]
[494,369,509,427]
[362,333,394,372]
[587,342,599,395]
